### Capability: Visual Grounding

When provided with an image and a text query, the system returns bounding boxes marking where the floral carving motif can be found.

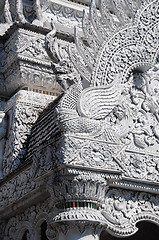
[5,29,50,64]
[55,135,122,171]
[0,166,36,208]
[3,198,53,240]
[1,1,159,239]
[47,0,83,29]
[3,103,40,175]
[3,90,53,176]
[102,188,159,237]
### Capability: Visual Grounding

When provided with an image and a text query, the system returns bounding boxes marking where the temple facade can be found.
[0,0,159,239]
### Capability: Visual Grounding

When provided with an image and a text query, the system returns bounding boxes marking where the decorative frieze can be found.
[2,90,56,177]
[1,0,159,239]
[2,198,52,240]
[46,0,84,30]
[102,188,159,237]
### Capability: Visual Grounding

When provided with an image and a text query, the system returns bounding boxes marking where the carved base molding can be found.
[48,221,103,240]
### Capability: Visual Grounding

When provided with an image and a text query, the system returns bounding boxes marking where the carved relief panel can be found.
[48,0,159,185]
[2,90,55,176]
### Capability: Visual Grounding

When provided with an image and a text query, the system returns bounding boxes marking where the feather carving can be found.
[77,78,121,119]
[69,0,159,121]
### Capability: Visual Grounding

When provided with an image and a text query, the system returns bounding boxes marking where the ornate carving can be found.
[5,28,51,67]
[55,135,122,171]
[3,198,52,240]
[48,221,103,240]
[3,103,39,175]
[32,144,54,178]
[0,0,43,24]
[2,90,54,176]
[0,25,61,97]
[48,168,108,205]
[1,1,159,239]
[0,1,57,36]
[50,0,159,185]
[32,3,159,237]
[102,188,159,237]
[46,0,83,29]
[0,166,37,208]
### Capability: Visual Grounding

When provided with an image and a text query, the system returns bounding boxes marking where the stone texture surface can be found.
[0,0,159,240]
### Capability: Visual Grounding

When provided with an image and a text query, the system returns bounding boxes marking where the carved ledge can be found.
[0,24,61,97]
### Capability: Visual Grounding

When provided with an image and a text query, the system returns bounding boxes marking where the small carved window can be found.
[40,221,49,240]
[21,230,29,240]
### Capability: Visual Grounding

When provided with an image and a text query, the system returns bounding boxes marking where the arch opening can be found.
[21,230,29,240]
[100,221,159,240]
[40,220,49,240]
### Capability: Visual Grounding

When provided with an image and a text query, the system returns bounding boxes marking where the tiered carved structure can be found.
[0,0,159,240]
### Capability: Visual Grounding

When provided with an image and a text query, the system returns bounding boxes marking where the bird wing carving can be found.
[69,0,159,122]
[77,78,121,119]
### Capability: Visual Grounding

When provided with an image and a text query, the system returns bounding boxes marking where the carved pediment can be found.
[1,1,159,240]
[45,0,159,187]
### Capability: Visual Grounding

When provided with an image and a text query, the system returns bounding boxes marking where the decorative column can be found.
[46,168,107,240]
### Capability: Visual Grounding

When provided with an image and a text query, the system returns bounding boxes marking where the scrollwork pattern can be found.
[102,188,159,237]
[51,0,159,184]
[3,90,54,176]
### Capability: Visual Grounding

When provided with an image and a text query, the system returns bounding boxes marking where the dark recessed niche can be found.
[100,221,159,240]
[21,230,29,240]
[41,221,49,240]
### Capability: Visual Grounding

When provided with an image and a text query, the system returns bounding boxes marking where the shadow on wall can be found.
[100,221,159,240]
[21,221,48,240]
